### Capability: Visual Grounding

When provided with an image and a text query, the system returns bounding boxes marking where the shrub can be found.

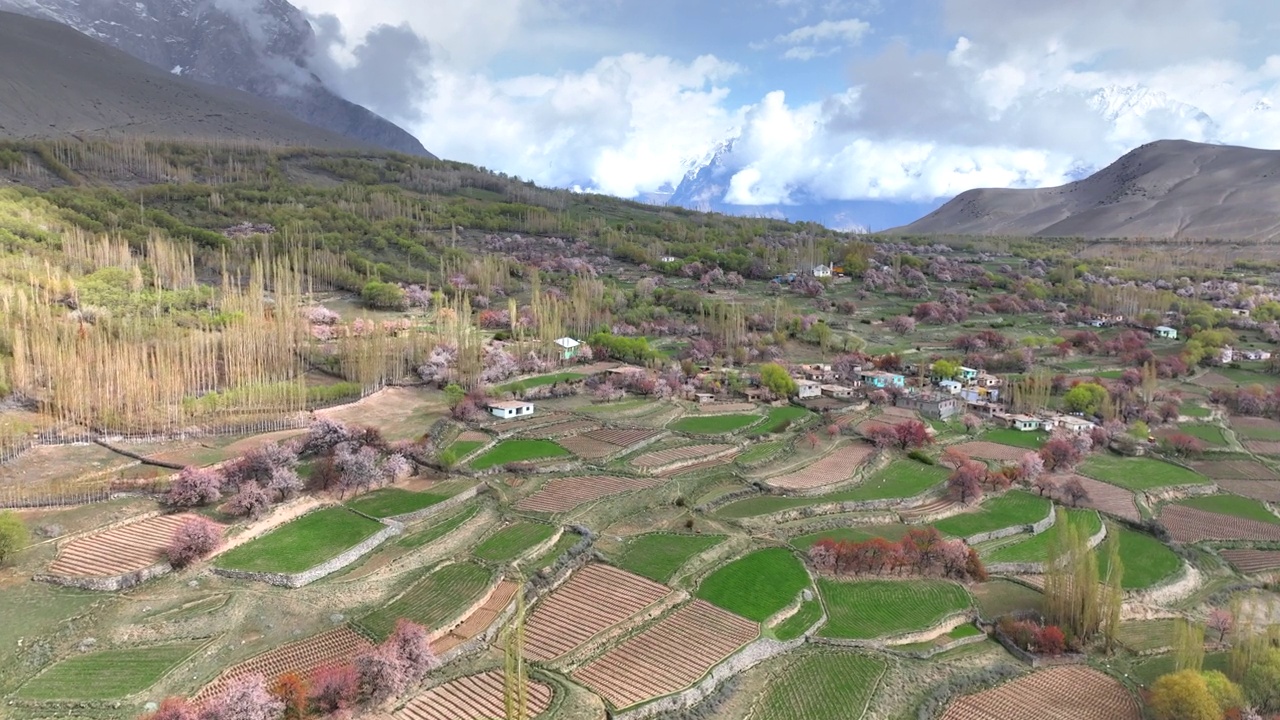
[163,467,223,507]
[907,449,935,465]
[361,281,408,310]
[0,511,29,565]
[166,516,223,568]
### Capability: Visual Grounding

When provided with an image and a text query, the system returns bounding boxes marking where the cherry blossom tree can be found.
[141,698,198,720]
[164,467,223,508]
[888,315,916,335]
[388,620,438,682]
[299,418,356,456]
[167,516,223,568]
[309,664,359,714]
[355,645,407,702]
[199,674,283,720]
[947,459,987,504]
[225,483,271,520]
[1208,608,1234,643]
[1019,452,1045,484]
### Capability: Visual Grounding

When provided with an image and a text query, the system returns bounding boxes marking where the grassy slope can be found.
[1100,526,1182,590]
[982,508,1101,563]
[817,579,971,639]
[669,413,759,434]
[718,461,946,519]
[470,439,570,470]
[473,522,556,563]
[931,491,1051,538]
[345,488,449,518]
[1079,454,1209,491]
[16,643,202,700]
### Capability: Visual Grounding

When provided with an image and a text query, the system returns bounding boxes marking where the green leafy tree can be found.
[443,383,466,408]
[1244,648,1280,712]
[758,362,798,397]
[932,359,961,380]
[1174,618,1206,672]
[1063,382,1108,415]
[1201,670,1245,716]
[1148,671,1224,720]
[0,511,28,565]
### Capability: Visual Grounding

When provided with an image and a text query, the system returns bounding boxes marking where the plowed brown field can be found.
[632,444,735,470]
[1191,460,1280,481]
[48,513,220,578]
[1220,549,1280,573]
[766,443,874,490]
[394,671,552,720]
[516,475,662,513]
[523,419,599,439]
[1160,505,1280,543]
[1217,480,1280,503]
[433,581,519,655]
[951,442,1026,463]
[195,626,371,702]
[571,599,757,709]
[524,564,670,661]
[940,666,1140,720]
[1054,474,1140,522]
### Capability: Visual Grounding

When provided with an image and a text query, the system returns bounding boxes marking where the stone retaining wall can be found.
[388,484,481,525]
[758,489,941,525]
[985,519,1107,575]
[1127,560,1201,605]
[898,629,988,659]
[212,522,402,588]
[812,610,978,650]
[695,487,761,513]
[750,510,898,535]
[1141,482,1220,506]
[641,446,739,476]
[35,561,173,591]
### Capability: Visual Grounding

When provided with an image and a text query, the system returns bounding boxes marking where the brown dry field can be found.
[939,666,1140,720]
[48,512,219,578]
[571,599,758,709]
[1217,480,1280,503]
[433,581,518,655]
[1055,474,1140,522]
[766,442,874,490]
[1245,441,1280,455]
[1190,459,1280,481]
[394,670,553,720]
[951,441,1027,463]
[317,387,443,442]
[516,475,663,514]
[1230,416,1280,432]
[2,443,135,487]
[632,444,734,470]
[196,626,372,702]
[523,564,670,661]
[522,419,600,439]
[695,402,756,414]
[1160,505,1280,543]
[1220,550,1280,573]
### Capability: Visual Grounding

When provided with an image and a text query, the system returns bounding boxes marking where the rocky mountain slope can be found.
[0,11,370,149]
[0,0,432,156]
[891,140,1280,240]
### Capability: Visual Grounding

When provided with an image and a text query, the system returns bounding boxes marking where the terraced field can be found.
[765,443,875,490]
[432,580,519,655]
[931,491,1051,540]
[196,626,372,702]
[516,475,662,513]
[632,444,735,471]
[1216,480,1280,503]
[1117,619,1177,653]
[1175,495,1280,525]
[357,562,493,641]
[571,600,758,709]
[470,439,571,470]
[950,441,1030,462]
[48,513,215,578]
[524,563,670,661]
[1220,549,1280,573]
[696,548,811,622]
[818,579,972,640]
[1056,474,1140,522]
[1160,505,1280,543]
[982,508,1101,564]
[345,488,449,518]
[670,413,759,434]
[1079,455,1210,491]
[213,507,381,574]
[939,666,1140,720]
[473,522,557,563]
[614,533,727,582]
[717,461,947,519]
[747,650,886,720]
[17,642,202,700]
[395,670,553,720]
[1191,459,1280,480]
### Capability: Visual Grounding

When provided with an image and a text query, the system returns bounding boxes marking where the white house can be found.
[553,336,581,361]
[659,255,677,263]
[939,379,962,394]
[487,400,534,420]
[1219,346,1235,364]
[795,379,822,399]
[1155,326,1178,340]
[811,264,833,278]
[1241,349,1273,361]
[1010,414,1041,432]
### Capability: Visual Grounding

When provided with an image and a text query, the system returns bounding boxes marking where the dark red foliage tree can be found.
[270,672,309,720]
[947,460,987,504]
[1038,436,1082,471]
[895,420,933,450]
[1037,625,1066,656]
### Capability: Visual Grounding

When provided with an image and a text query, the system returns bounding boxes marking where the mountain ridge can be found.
[0,0,432,157]
[890,139,1280,240]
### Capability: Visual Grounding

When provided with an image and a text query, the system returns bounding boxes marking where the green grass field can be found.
[16,642,202,700]
[970,580,1043,618]
[1174,424,1229,447]
[818,579,972,640]
[1117,619,1177,653]
[751,405,814,436]
[1079,454,1210,491]
[473,522,557,563]
[1176,495,1280,525]
[748,651,885,720]
[773,599,824,641]
[346,488,449,518]
[1100,526,1182,590]
[982,508,1102,563]
[718,462,946,519]
[696,548,811,622]
[496,371,585,394]
[736,440,786,466]
[669,413,759,434]
[215,507,384,573]
[614,533,726,583]
[1131,652,1229,687]
[357,562,492,640]
[789,524,912,550]
[979,428,1048,449]
[470,439,570,470]
[932,491,1051,539]
[396,505,478,548]
[1181,402,1212,419]
[444,439,484,458]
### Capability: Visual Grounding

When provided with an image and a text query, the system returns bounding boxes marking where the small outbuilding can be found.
[1155,326,1178,340]
[553,337,581,360]
[487,400,534,420]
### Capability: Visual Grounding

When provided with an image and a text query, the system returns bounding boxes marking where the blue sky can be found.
[293,0,1280,228]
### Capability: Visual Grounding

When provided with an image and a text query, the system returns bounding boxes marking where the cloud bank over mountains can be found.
[291,0,1280,226]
